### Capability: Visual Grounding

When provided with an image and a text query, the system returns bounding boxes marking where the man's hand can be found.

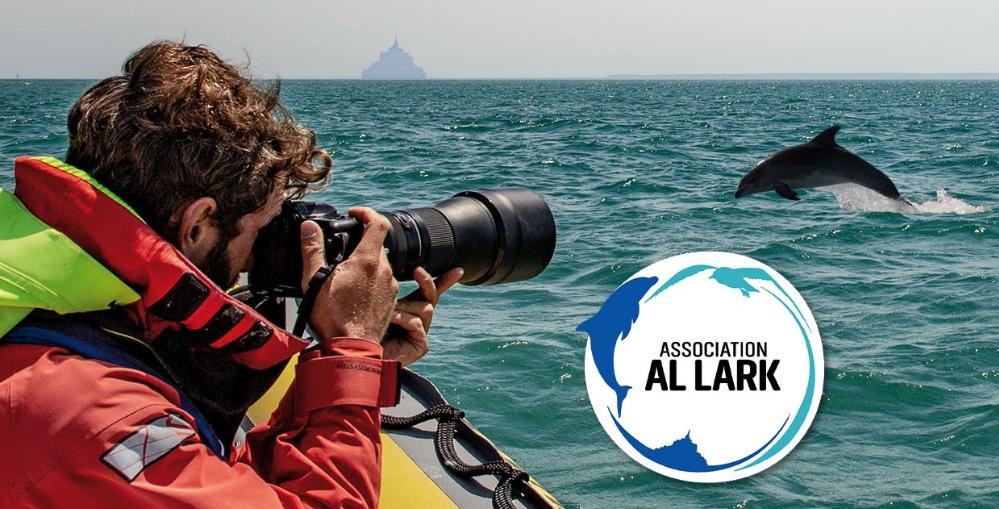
[300,207,399,343]
[381,266,463,366]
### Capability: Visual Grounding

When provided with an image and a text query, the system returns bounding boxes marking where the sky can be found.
[2,0,998,79]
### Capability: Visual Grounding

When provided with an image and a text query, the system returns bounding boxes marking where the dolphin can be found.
[577,276,659,418]
[735,126,908,203]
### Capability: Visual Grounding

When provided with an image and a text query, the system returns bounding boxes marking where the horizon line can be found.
[4,72,999,81]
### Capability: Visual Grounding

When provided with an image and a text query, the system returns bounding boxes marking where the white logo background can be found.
[583,252,823,482]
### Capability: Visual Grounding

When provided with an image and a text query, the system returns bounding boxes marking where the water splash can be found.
[818,184,985,214]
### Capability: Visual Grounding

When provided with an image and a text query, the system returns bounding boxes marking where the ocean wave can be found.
[4,78,999,509]
[818,184,986,214]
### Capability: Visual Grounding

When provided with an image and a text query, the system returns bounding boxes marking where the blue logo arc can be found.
[580,264,819,474]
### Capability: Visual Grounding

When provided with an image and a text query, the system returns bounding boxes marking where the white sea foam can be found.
[817,184,986,215]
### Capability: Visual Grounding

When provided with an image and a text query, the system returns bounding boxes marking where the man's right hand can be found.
[300,207,400,343]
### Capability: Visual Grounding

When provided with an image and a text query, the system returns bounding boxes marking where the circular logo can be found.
[579,252,823,482]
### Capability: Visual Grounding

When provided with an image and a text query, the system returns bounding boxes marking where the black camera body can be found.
[249,189,557,297]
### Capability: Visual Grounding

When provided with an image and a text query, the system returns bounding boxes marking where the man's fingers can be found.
[348,207,390,258]
[435,267,464,296]
[403,267,465,303]
[391,311,425,332]
[300,220,326,292]
[395,300,435,329]
[406,267,438,304]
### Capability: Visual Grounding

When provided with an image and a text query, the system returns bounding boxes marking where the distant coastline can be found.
[604,73,999,80]
[4,73,999,81]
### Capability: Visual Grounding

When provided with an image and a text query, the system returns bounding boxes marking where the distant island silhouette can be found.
[362,37,426,80]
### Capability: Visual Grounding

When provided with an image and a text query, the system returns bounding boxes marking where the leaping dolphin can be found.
[735,126,909,204]
[577,276,659,418]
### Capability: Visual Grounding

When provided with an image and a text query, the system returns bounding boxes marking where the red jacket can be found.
[0,158,400,507]
[0,336,396,508]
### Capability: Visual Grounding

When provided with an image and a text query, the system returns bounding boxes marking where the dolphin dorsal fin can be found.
[810,125,841,147]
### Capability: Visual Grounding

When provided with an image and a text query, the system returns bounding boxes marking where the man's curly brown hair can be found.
[66,41,331,241]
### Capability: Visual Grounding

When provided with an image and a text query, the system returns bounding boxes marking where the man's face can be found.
[200,185,287,289]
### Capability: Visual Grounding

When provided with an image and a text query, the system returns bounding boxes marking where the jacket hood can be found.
[0,156,309,369]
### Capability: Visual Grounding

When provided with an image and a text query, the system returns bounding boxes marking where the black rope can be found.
[383,405,530,509]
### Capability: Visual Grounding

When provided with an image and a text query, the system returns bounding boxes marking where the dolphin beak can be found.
[734,187,746,199]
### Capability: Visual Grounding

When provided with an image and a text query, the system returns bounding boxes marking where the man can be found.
[0,42,462,507]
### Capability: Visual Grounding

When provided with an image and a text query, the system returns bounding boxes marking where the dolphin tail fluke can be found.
[615,385,632,417]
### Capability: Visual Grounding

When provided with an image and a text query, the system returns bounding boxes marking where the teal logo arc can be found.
[579,252,823,482]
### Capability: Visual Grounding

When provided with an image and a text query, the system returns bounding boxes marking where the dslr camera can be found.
[249,189,556,297]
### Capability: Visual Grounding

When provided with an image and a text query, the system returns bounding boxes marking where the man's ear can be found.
[176,197,221,264]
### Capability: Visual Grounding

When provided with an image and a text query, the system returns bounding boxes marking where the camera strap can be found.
[292,266,334,338]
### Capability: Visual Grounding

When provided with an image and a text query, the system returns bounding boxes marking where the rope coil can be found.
[383,404,530,509]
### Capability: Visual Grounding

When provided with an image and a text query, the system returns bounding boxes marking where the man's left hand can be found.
[382,266,464,366]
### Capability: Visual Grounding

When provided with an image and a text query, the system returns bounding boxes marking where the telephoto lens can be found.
[249,188,556,297]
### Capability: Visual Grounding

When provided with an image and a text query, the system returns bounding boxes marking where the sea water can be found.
[1,79,996,508]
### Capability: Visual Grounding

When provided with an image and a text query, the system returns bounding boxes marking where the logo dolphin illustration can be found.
[577,276,659,418]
